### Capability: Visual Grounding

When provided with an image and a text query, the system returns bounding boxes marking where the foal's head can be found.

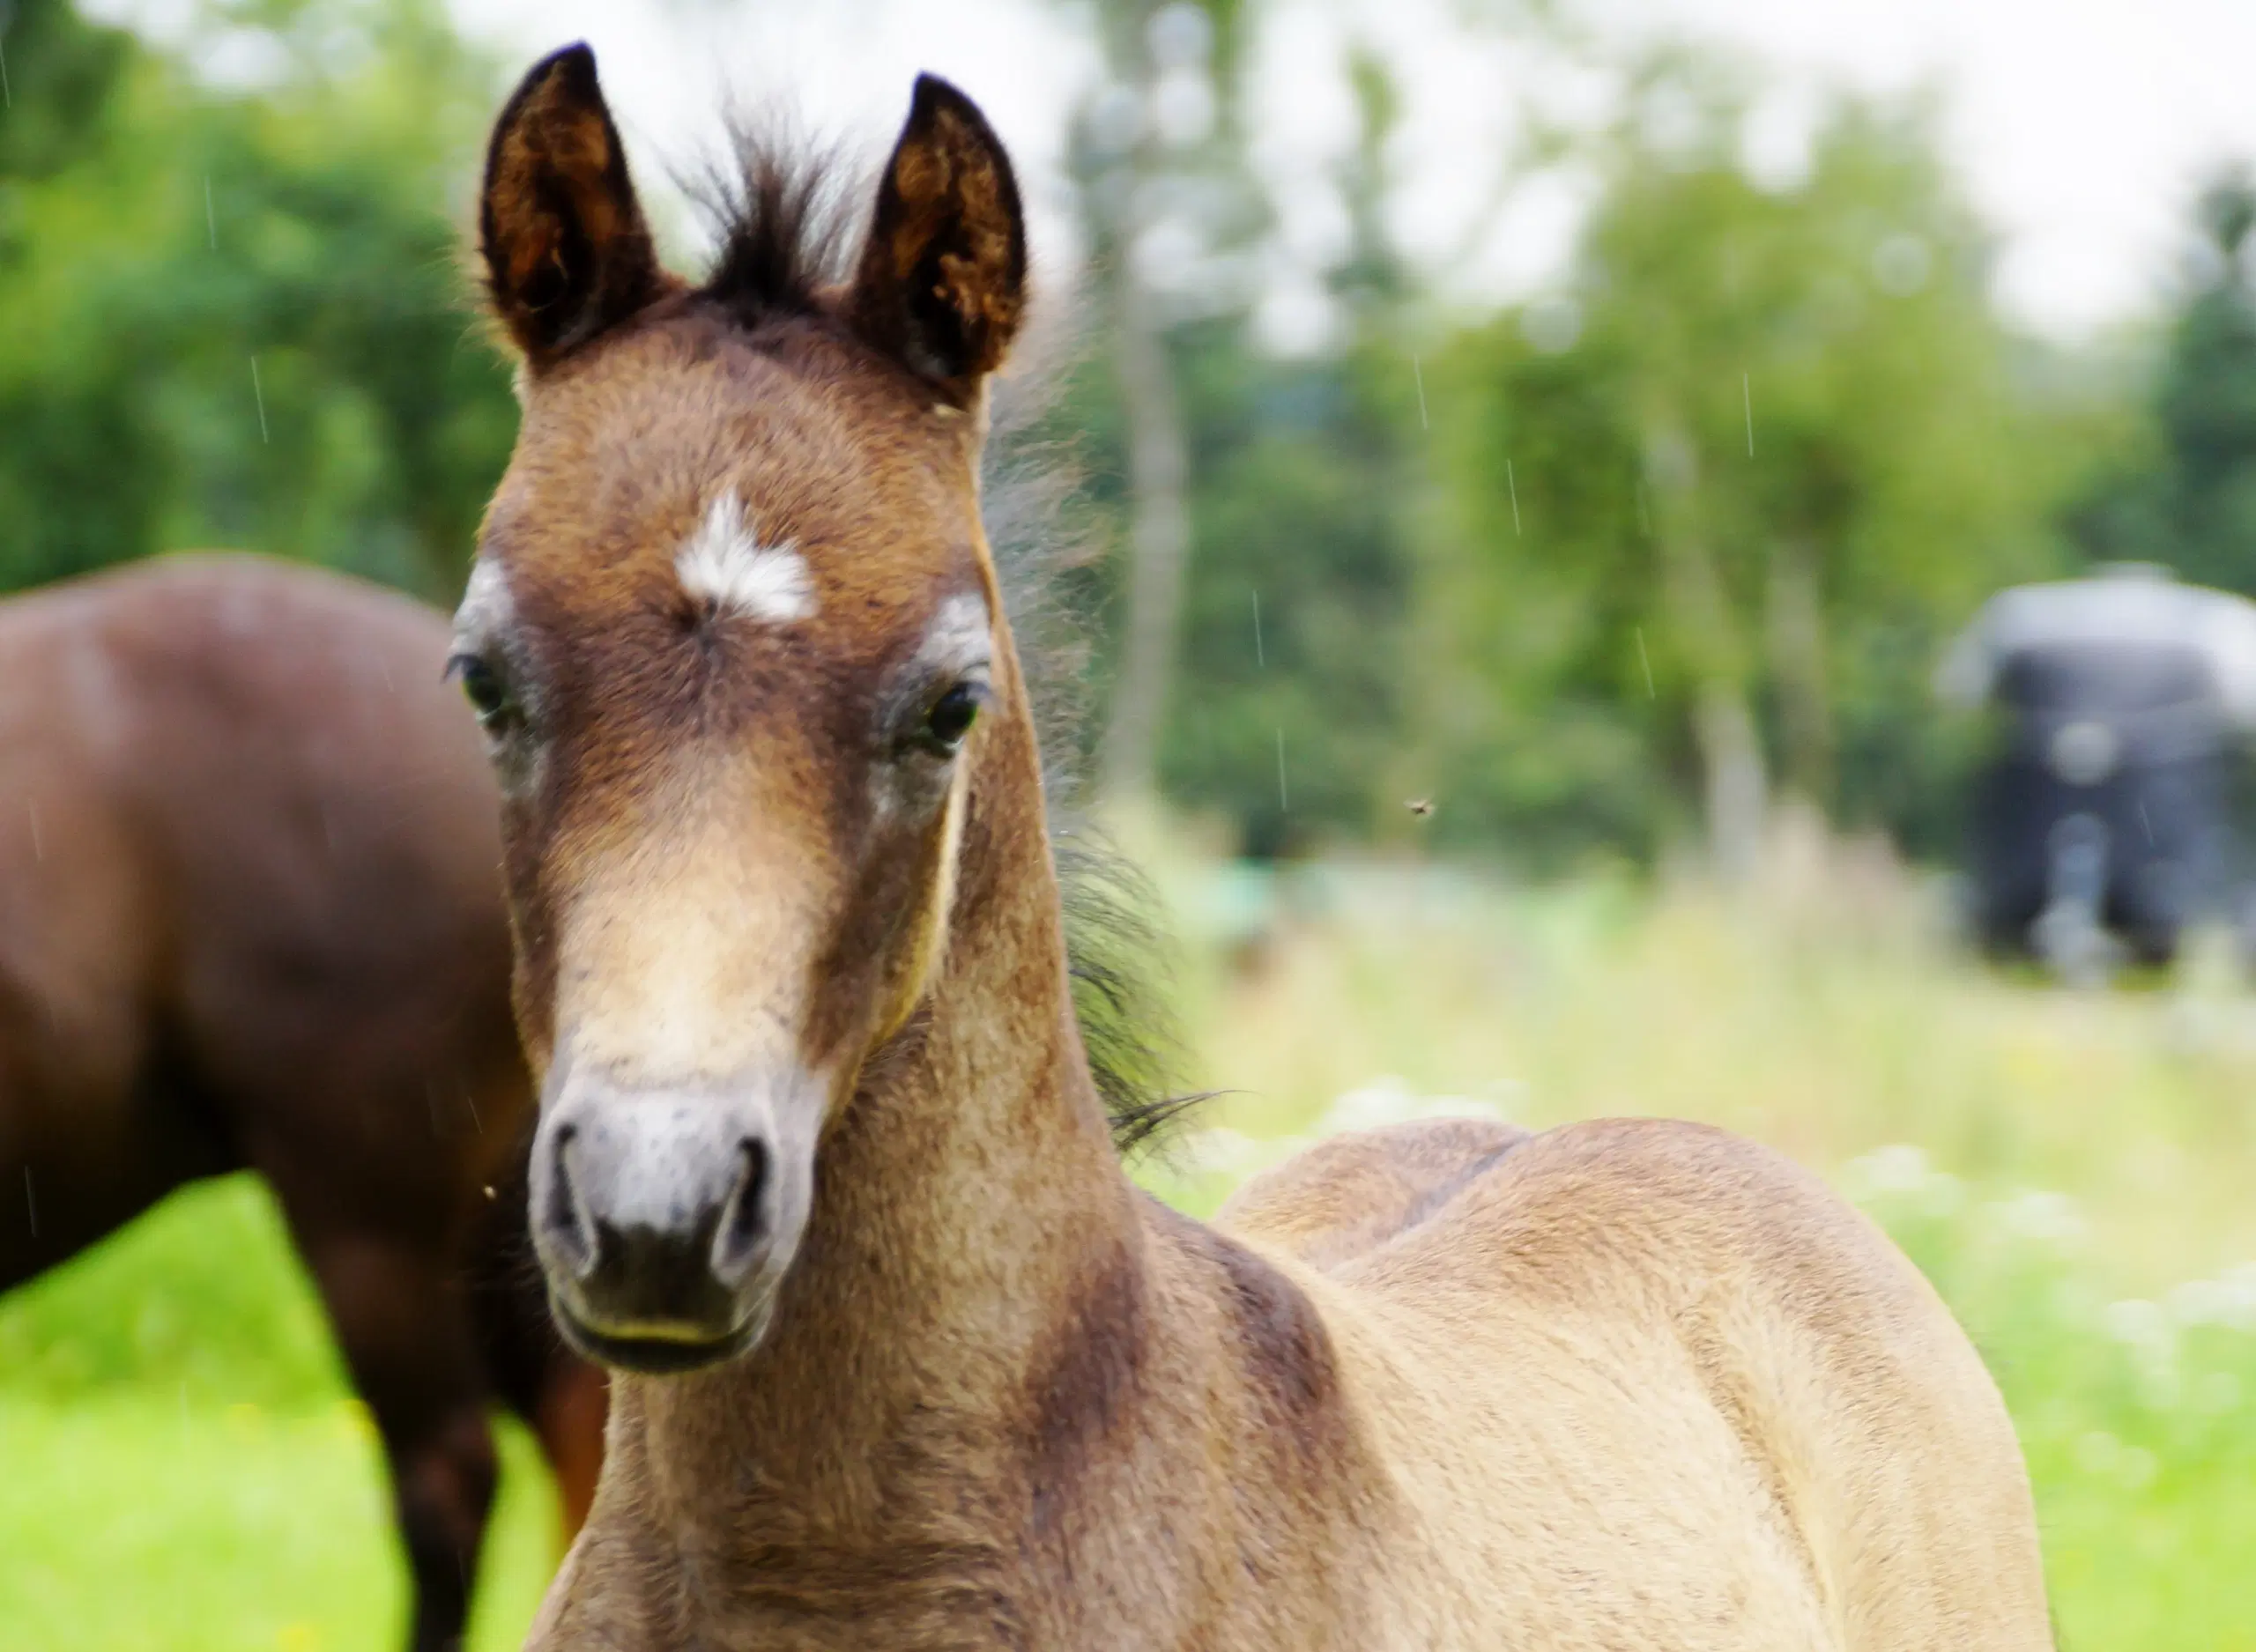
[457,46,1031,1372]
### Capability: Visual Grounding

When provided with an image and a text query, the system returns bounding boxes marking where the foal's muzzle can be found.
[530,1064,818,1374]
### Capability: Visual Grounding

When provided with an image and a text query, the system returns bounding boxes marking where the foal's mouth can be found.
[549,1296,769,1375]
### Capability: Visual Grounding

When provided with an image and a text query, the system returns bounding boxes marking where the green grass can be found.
[0,1395,557,1652]
[0,1180,559,1652]
[6,833,2256,1647]
[1860,1159,2256,1650]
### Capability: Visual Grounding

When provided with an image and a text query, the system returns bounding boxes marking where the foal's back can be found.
[1217,1116,2052,1649]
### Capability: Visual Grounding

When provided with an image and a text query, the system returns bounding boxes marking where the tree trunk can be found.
[1766,536,1832,804]
[1695,680,1768,885]
[1645,423,1770,885]
[1099,251,1192,801]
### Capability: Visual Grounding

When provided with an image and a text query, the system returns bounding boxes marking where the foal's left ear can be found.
[849,76,1028,396]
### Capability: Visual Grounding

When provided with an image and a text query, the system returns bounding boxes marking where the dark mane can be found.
[687,122,858,327]
[988,371,1211,1158]
[689,127,1203,1155]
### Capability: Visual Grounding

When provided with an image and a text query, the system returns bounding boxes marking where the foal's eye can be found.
[448,654,516,732]
[921,681,984,754]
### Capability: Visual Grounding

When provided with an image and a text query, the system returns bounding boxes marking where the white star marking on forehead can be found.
[675,493,817,624]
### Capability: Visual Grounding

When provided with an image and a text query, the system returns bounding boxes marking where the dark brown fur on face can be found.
[0,555,606,1652]
[472,45,2052,1650]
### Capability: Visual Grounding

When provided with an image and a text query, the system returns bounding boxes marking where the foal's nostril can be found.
[713,1137,770,1281]
[544,1122,598,1278]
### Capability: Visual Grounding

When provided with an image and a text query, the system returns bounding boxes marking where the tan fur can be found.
[470,47,2052,1651]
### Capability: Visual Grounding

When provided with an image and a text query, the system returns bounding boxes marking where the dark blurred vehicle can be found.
[1939,563,2256,978]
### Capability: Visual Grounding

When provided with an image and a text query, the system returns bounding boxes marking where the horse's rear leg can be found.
[298,1231,499,1652]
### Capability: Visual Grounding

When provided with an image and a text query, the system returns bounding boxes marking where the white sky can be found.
[1631,0,2256,337]
[439,0,2256,343]
[88,0,2256,342]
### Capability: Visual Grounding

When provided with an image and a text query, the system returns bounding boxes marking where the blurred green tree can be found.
[0,0,135,178]
[1417,56,2089,870]
[2069,167,2256,597]
[0,0,512,600]
[1034,307,1420,857]
[1058,9,1422,855]
[1065,0,1260,803]
[1154,47,1420,858]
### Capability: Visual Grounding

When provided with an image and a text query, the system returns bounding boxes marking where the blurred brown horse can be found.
[0,554,605,1652]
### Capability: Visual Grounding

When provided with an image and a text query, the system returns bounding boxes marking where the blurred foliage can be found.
[1050,318,1416,857]
[0,0,2212,868]
[1050,29,2126,866]
[1059,6,1421,854]
[1164,339,1411,857]
[1410,59,2103,864]
[0,0,511,601]
[2069,167,2256,600]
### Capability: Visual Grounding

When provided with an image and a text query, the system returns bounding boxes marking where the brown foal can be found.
[458,44,2051,1650]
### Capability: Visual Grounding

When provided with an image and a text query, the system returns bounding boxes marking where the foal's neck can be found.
[622,698,1149,1531]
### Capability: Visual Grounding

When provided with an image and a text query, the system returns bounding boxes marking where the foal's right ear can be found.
[479,44,666,368]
